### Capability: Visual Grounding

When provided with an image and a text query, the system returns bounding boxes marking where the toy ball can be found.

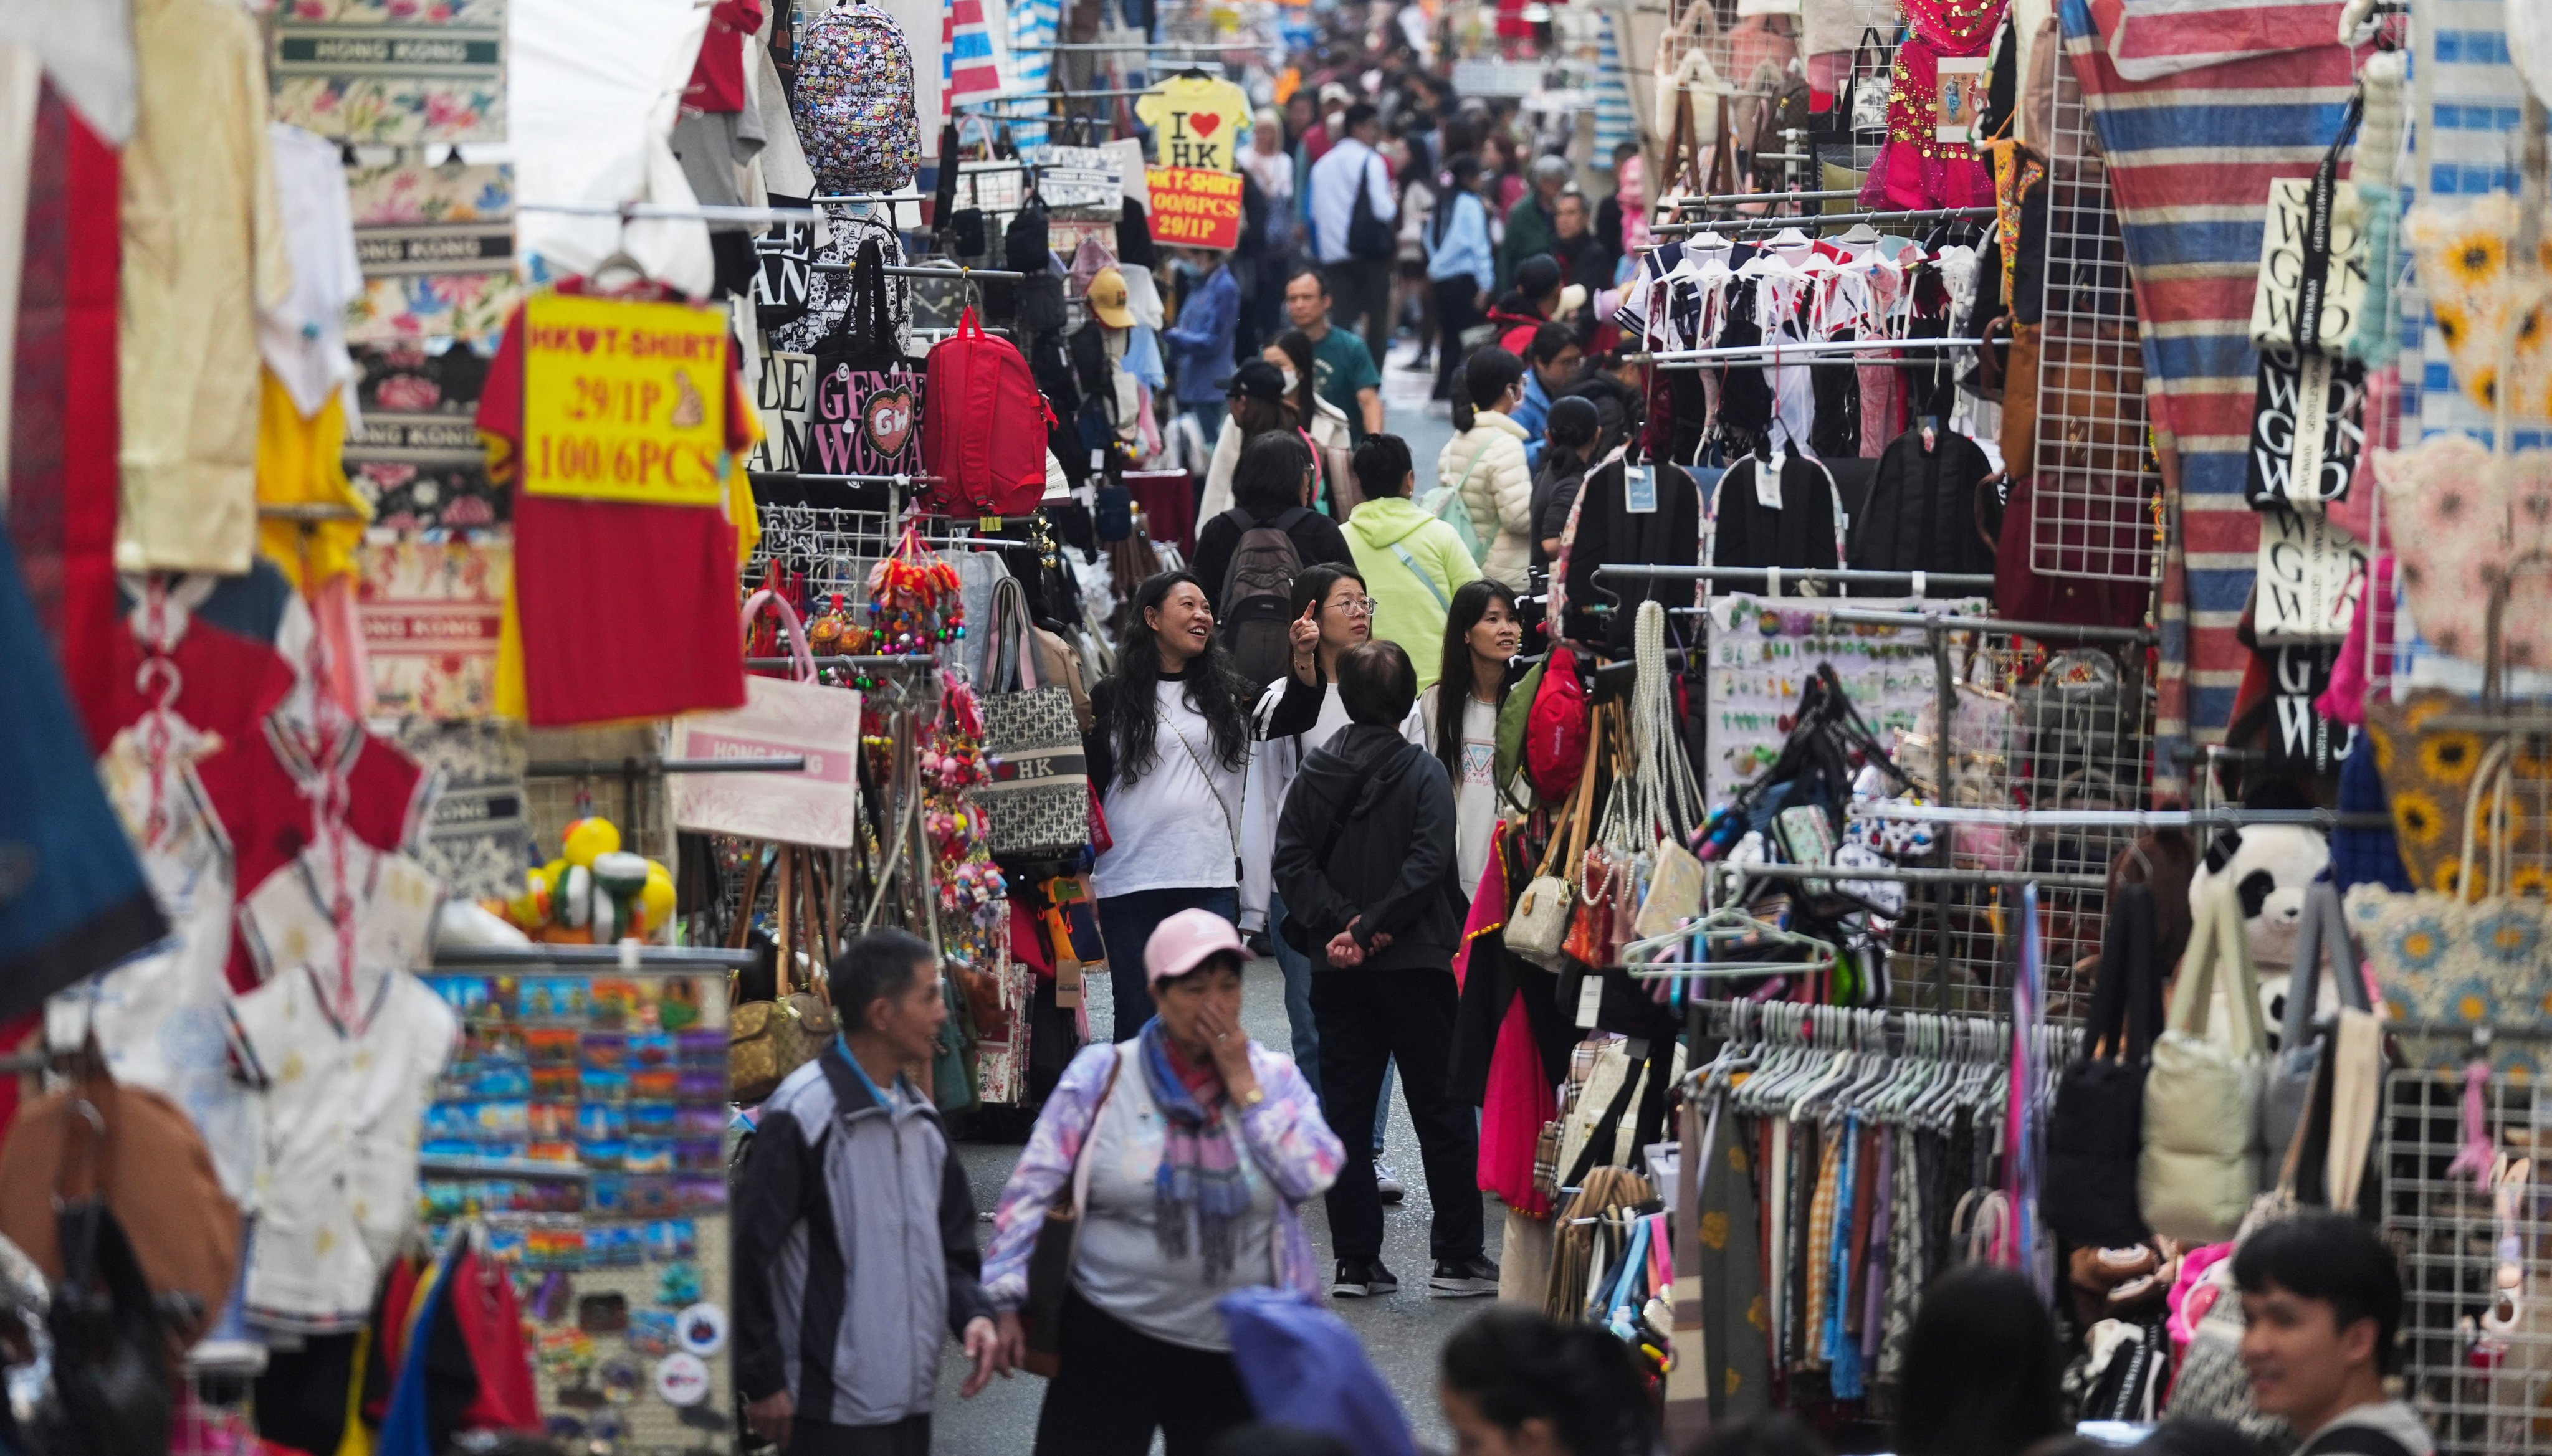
[562,818,621,869]
[639,862,677,929]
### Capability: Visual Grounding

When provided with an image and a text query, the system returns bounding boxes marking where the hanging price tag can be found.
[522,292,730,507]
[1575,972,1604,1028]
[1624,463,1657,514]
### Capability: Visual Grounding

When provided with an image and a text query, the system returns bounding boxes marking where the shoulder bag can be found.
[2259,878,2371,1161]
[1023,1047,1127,1377]
[2138,880,2270,1244]
[727,847,839,1104]
[1509,745,1599,969]
[670,592,865,849]
[977,576,1094,870]
[2044,881,2164,1249]
[1347,154,1397,262]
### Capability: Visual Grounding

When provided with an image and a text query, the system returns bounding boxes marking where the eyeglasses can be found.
[1327,597,1380,619]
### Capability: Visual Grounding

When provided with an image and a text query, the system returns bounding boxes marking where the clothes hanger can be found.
[1623,905,1840,980]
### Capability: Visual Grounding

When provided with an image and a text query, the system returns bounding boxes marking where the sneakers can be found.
[1374,1160,1407,1202]
[1332,1259,1402,1298]
[1430,1254,1500,1298]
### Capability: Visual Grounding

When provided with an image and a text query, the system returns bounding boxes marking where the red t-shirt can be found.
[683,0,766,113]
[476,282,755,728]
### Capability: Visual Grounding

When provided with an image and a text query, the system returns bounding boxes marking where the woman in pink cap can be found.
[982,908,1343,1456]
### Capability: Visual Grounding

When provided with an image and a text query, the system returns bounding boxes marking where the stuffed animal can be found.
[2183,824,2331,1050]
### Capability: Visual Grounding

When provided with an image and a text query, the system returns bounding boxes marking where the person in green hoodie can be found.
[1341,432,1483,695]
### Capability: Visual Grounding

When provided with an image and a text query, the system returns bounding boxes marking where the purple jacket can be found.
[983,1040,1344,1309]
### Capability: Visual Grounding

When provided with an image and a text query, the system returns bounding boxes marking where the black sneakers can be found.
[1430,1254,1500,1297]
[1331,1259,1401,1298]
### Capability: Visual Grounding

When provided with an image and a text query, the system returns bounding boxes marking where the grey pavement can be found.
[927,345,1476,1455]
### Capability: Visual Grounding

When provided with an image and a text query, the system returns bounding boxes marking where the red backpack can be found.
[922,307,1053,516]
[1526,645,1592,802]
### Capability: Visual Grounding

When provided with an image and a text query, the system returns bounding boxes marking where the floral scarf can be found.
[1137,1017,1251,1278]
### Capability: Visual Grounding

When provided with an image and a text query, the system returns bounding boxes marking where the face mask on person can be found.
[1278,367,1300,392]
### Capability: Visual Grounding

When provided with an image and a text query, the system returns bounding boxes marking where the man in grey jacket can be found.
[1273,640,1495,1300]
[734,929,1005,1455]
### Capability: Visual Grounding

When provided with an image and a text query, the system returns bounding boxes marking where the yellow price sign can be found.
[522,292,730,506]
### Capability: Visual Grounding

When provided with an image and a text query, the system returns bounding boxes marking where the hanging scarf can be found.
[1137,1017,1250,1278]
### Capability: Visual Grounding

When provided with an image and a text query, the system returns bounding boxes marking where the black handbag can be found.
[39,1199,174,1456]
[2043,881,2166,1249]
[1345,155,1395,262]
[1022,1050,1124,1376]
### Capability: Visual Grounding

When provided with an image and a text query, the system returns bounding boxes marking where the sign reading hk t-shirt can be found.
[521,293,730,505]
[1135,75,1251,173]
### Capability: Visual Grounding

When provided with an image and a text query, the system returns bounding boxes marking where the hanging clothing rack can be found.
[755,470,948,487]
[1807,607,2155,645]
[1590,564,1995,593]
[959,88,1160,105]
[525,754,806,778]
[259,502,367,521]
[1655,206,1997,236]
[1630,338,1986,369]
[1854,805,2394,829]
[744,654,944,670]
[1731,862,2111,891]
[1673,189,1865,211]
[809,260,1028,280]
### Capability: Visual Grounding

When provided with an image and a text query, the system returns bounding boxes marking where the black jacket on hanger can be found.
[1848,426,2000,577]
[1564,457,1703,650]
[1709,451,1842,588]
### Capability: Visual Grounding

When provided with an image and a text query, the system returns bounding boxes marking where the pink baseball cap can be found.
[1144,909,1248,986]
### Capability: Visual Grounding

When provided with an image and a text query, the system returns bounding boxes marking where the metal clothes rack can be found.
[1632,338,1986,369]
[1591,564,1995,594]
[809,261,1027,280]
[1655,206,1997,236]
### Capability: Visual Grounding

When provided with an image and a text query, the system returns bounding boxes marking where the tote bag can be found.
[2258,878,2371,1161]
[2045,881,2165,1249]
[668,592,864,848]
[809,237,927,480]
[2138,881,2268,1244]
[976,576,1092,867]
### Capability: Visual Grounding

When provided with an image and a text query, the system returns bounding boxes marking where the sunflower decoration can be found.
[2368,721,2396,776]
[2434,855,2467,896]
[2404,695,2454,735]
[2510,863,2552,900]
[2393,787,2446,847]
[2419,731,2485,786]
[2388,915,2449,973]
[2434,300,2468,349]
[2447,232,2506,288]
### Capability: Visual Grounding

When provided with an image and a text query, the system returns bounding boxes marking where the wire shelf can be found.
[748,502,984,606]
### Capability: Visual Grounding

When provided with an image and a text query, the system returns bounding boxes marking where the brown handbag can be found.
[727,845,839,1104]
[1021,1048,1125,1377]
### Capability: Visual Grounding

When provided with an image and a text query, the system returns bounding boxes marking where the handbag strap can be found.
[2455,738,2514,902]
[2086,882,2161,1061]
[2294,90,2368,351]
[2282,879,2369,1051]
[742,589,817,682]
[2169,882,2266,1054]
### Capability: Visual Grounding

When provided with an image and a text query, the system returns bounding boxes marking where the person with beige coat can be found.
[1436,348,1536,591]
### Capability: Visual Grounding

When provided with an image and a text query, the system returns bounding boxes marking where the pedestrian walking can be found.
[1423,155,1495,403]
[1085,573,1254,1039]
[1200,359,1315,521]
[1420,579,1521,898]
[1531,396,1603,571]
[1341,432,1481,693]
[1265,330,1359,515]
[1894,1268,2067,1456]
[1271,640,1495,1299]
[1283,266,1385,438]
[2234,1213,2434,1456]
[1439,350,1536,592]
[1164,249,1243,446]
[1307,104,1399,373]
[734,930,1003,1456]
[1436,1306,1659,1456]
[982,911,1344,1456]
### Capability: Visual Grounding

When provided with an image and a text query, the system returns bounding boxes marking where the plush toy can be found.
[2184,824,2331,1049]
[492,816,679,943]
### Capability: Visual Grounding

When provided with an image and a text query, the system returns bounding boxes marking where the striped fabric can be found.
[949,0,1006,105]
[2060,0,2363,783]
[1592,9,1638,168]
[1003,0,1059,149]
[2110,0,2356,80]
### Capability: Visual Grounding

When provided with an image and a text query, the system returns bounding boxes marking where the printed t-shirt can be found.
[1134,76,1253,173]
[1309,327,1379,440]
[475,282,758,727]
[231,846,456,1331]
[1450,694,1498,895]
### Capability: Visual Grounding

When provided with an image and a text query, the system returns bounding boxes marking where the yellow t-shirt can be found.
[1135,76,1253,173]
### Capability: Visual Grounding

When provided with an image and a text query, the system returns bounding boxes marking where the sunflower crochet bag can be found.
[2349,738,2552,1065]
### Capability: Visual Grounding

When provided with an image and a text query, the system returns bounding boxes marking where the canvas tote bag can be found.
[669,591,864,848]
[2138,880,2269,1244]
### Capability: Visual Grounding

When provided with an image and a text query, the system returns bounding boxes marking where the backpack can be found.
[1423,434,1497,565]
[793,3,920,197]
[1525,645,1592,802]
[1219,506,1311,693]
[923,307,1056,517]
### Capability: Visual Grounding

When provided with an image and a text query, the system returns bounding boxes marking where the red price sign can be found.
[1145,167,1243,251]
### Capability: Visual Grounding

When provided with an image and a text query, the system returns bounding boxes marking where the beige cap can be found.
[1087,265,1135,328]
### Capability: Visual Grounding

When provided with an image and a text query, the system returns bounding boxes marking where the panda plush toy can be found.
[2182,824,2331,1051]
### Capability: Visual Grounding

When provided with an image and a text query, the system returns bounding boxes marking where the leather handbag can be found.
[2260,879,2372,1161]
[977,576,1092,869]
[2138,881,2270,1244]
[1509,747,1599,969]
[669,592,865,849]
[727,847,839,1103]
[2045,881,2165,1249]
[1023,1047,1125,1377]
[41,1200,173,1456]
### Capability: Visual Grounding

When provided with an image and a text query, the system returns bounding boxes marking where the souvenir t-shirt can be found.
[95,585,297,754]
[231,843,456,1331]
[1134,76,1253,173]
[475,280,760,728]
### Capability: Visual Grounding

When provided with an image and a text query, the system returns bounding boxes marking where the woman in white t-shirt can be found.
[1418,579,1523,902]
[1086,571,1256,1040]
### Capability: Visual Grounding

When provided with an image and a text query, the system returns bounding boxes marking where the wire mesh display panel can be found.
[2028,38,2161,584]
[1655,0,1901,195]
[2384,1060,2552,1456]
[747,503,980,605]
[1871,626,2156,1024]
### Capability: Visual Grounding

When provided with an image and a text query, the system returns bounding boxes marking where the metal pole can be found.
[1928,620,1956,1012]
[1592,564,1997,592]
[1654,206,1995,236]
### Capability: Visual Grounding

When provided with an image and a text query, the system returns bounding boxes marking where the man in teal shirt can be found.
[1283,265,1383,439]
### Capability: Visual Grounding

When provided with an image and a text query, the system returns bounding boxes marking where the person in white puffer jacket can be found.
[1436,347,1535,592]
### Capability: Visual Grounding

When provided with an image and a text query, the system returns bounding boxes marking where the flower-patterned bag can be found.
[2349,737,2552,1068]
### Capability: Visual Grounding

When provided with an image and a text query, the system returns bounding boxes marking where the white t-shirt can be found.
[1422,685,1502,897]
[1092,678,1248,899]
[231,844,457,1330]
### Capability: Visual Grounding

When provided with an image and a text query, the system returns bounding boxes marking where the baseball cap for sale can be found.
[1087,266,1135,328]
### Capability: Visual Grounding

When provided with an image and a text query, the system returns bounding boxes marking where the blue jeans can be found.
[1271,890,1392,1157]
[1097,886,1240,1042]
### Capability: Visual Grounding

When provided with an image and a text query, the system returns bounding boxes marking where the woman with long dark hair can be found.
[1420,580,1521,899]
[1437,1306,1658,1456]
[1084,570,1254,1039]
[1895,1267,2067,1456]
[1266,329,1356,516]
[1425,154,1495,404]
[1197,360,1297,520]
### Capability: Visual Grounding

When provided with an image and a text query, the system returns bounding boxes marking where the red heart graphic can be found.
[864,388,915,457]
[575,328,600,354]
[1189,112,1220,137]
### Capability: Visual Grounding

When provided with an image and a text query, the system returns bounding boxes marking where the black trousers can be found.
[1433,276,1482,400]
[1329,257,1396,374]
[1032,1290,1256,1456]
[1312,966,1484,1263]
[789,1415,930,1456]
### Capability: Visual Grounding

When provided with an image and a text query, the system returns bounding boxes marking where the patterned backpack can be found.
[793,3,920,196]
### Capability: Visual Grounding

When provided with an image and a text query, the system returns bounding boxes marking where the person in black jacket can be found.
[1271,640,1494,1301]
[1191,431,1355,611]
